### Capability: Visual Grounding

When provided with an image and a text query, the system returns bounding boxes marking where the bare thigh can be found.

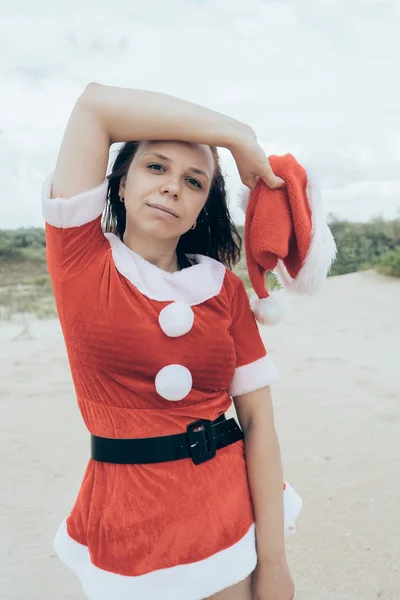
[204,574,253,600]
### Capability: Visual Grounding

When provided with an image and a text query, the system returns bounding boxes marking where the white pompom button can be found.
[158,302,194,337]
[155,364,193,401]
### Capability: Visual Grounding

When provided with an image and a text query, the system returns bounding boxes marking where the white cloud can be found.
[1,0,399,228]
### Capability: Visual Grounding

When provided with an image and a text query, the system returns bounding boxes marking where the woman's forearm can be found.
[80,82,252,149]
[245,420,286,561]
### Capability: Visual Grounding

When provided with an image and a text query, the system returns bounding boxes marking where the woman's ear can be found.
[119,175,126,197]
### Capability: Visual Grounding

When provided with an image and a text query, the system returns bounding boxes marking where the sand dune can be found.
[1,270,399,599]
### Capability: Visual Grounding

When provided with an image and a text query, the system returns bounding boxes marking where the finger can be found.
[264,175,285,189]
[262,162,286,189]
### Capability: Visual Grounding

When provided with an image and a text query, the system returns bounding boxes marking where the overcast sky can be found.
[1,0,399,228]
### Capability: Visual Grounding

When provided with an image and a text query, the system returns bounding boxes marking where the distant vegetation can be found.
[0,227,54,320]
[0,217,399,320]
[326,216,400,277]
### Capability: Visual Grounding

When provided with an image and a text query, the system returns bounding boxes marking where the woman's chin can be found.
[144,220,183,240]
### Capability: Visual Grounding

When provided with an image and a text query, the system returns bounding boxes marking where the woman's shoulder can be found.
[210,260,247,301]
[221,265,246,292]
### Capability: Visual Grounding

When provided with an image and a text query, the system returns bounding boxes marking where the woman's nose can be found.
[161,180,180,197]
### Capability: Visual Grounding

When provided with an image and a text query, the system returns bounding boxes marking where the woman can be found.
[42,82,298,600]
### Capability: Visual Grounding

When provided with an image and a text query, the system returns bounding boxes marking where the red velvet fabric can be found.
[45,215,269,576]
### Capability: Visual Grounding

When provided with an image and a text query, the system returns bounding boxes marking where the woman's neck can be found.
[122,228,180,273]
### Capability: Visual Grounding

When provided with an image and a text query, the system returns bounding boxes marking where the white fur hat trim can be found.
[250,290,290,326]
[236,184,251,212]
[275,166,337,295]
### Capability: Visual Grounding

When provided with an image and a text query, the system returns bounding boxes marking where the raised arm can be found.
[51,82,253,200]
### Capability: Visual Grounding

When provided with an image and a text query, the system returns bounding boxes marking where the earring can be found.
[119,196,124,203]
[190,220,197,230]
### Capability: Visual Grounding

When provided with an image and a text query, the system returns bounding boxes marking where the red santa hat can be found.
[237,153,337,325]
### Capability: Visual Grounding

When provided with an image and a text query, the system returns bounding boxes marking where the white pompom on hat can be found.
[238,153,337,325]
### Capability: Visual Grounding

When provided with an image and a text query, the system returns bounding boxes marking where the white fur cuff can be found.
[228,355,279,397]
[41,171,108,228]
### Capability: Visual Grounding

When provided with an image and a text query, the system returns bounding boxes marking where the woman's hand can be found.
[252,557,295,600]
[229,130,285,191]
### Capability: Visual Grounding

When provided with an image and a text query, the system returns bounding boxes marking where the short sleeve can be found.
[41,171,109,281]
[228,278,279,397]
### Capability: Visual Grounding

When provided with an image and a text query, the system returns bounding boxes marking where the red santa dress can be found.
[41,172,302,600]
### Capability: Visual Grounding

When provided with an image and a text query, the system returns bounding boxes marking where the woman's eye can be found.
[148,163,165,172]
[187,178,202,189]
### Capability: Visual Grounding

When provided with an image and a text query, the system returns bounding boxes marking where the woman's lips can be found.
[147,204,179,218]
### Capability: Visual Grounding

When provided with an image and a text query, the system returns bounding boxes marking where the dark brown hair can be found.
[102,141,242,270]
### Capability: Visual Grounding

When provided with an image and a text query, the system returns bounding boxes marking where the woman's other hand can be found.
[229,129,285,191]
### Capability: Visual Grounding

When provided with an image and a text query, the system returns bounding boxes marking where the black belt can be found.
[90,414,243,466]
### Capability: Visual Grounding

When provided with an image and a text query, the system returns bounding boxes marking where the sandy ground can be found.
[1,270,399,600]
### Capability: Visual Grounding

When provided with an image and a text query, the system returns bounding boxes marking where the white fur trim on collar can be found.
[41,171,226,304]
[41,171,108,228]
[105,233,226,305]
[276,166,337,294]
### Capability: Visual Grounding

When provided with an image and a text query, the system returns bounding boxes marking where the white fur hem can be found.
[53,521,257,600]
[276,167,337,294]
[41,171,108,228]
[228,355,279,397]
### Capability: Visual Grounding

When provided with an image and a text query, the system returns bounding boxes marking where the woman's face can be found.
[119,140,215,240]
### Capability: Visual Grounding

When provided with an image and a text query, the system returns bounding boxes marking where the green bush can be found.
[0,243,23,260]
[0,227,46,249]
[328,217,400,276]
[375,247,400,277]
[0,228,46,263]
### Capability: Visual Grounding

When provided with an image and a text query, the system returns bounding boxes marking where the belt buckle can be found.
[187,419,216,465]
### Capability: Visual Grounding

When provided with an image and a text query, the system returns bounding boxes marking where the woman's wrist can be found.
[257,548,287,566]
[256,528,286,565]
[224,122,257,152]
